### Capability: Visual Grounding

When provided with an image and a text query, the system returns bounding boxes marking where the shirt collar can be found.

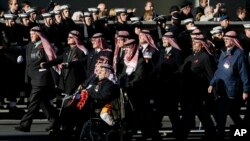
[165,47,172,54]
[34,40,42,48]
[224,46,236,56]
[141,43,148,52]
[95,48,101,52]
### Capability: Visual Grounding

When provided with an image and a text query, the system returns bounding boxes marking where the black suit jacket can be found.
[25,42,53,86]
[180,49,216,95]
[157,47,183,82]
[87,78,119,109]
[45,47,87,94]
[118,53,146,90]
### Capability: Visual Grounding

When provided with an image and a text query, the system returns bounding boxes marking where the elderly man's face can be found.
[139,33,146,44]
[30,31,40,43]
[224,38,234,47]
[192,41,202,52]
[117,38,125,48]
[98,67,108,80]
[91,38,100,48]
[162,37,170,47]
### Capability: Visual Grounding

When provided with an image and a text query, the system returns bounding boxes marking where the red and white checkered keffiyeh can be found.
[69,30,88,55]
[139,30,158,51]
[223,31,243,50]
[31,26,61,74]
[92,33,109,50]
[123,39,139,75]
[162,32,181,50]
[192,34,213,55]
[113,31,129,73]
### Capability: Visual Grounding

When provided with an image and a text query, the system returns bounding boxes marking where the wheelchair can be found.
[80,108,122,141]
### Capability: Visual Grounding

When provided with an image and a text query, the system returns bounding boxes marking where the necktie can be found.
[67,50,72,61]
[120,49,124,57]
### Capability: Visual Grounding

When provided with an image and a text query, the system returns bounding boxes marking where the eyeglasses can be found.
[68,36,73,39]
[91,39,97,42]
[96,60,103,63]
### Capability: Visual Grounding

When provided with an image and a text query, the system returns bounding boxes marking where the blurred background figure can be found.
[21,0,31,13]
[193,0,208,20]
[7,0,20,15]
[71,11,83,22]
[143,1,157,19]
[180,0,193,20]
[97,2,108,17]
[166,5,180,21]
[200,6,218,21]
[236,6,247,21]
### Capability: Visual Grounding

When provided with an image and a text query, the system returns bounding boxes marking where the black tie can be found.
[67,50,73,61]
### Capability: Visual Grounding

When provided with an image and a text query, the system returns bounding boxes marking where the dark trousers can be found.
[159,92,181,137]
[213,79,243,138]
[243,98,250,127]
[215,95,242,137]
[123,88,162,141]
[20,85,58,129]
[179,93,216,140]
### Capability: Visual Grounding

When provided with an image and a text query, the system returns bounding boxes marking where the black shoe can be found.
[45,122,59,132]
[14,126,30,132]
[45,125,54,132]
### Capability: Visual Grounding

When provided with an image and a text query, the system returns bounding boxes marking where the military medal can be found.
[193,59,199,64]
[165,53,171,60]
[224,62,230,69]
[95,85,99,92]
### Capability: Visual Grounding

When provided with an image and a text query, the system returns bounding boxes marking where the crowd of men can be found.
[1,0,250,141]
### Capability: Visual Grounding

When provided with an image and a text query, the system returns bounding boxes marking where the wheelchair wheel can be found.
[88,131,102,141]
[105,129,121,141]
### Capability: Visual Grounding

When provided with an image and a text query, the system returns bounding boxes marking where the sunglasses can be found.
[91,39,98,42]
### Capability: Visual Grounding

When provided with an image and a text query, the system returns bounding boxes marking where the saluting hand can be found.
[208,86,213,94]
[243,93,248,101]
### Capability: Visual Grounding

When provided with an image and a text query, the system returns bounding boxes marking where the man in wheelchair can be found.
[79,63,120,141]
